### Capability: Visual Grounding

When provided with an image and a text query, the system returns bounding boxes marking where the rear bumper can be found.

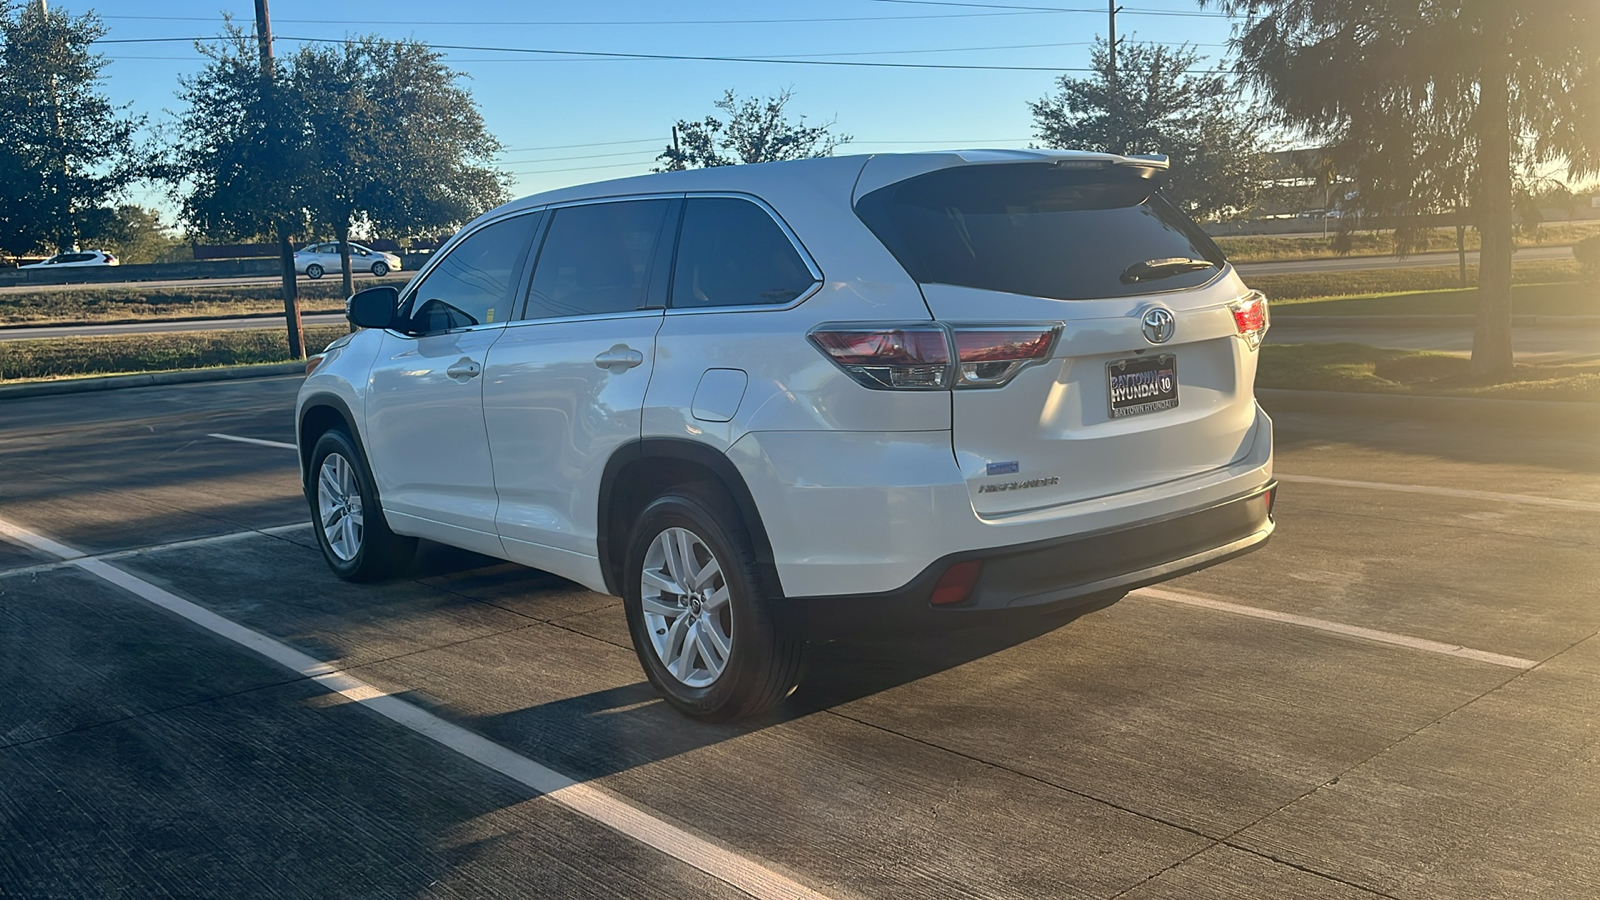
[783,481,1275,637]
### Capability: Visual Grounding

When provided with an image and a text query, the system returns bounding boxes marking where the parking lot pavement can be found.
[3,379,1598,899]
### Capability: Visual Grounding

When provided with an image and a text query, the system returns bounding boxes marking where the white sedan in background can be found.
[20,249,119,267]
[294,242,401,279]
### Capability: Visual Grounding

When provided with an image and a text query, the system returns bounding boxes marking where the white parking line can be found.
[0,524,312,581]
[1133,587,1539,670]
[0,514,834,900]
[209,433,297,450]
[1276,473,1600,514]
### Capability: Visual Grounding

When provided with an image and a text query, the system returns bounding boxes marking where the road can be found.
[2,376,1597,899]
[1237,243,1573,276]
[0,269,396,295]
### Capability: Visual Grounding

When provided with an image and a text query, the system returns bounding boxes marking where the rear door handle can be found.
[594,344,645,373]
[446,359,482,380]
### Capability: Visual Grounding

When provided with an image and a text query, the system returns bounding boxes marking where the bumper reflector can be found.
[931,560,983,606]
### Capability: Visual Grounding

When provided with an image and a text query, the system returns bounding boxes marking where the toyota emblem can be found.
[1141,308,1176,344]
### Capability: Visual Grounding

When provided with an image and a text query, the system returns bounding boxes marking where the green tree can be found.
[1208,0,1600,379]
[292,37,508,296]
[1029,39,1275,221]
[0,1,141,255]
[169,26,314,357]
[102,205,188,264]
[657,88,850,171]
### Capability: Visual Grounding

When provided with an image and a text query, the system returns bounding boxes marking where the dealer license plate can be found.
[1107,354,1178,418]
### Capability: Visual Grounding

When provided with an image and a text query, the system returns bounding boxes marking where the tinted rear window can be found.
[854,163,1226,301]
[671,197,816,309]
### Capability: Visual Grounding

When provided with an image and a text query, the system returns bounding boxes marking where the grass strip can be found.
[1246,259,1592,305]
[0,325,349,382]
[1215,220,1600,263]
[0,276,406,327]
[1258,342,1600,403]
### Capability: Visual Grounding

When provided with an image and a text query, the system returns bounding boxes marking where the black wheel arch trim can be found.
[598,438,782,599]
[297,392,375,500]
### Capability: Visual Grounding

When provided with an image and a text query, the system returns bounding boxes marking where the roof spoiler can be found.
[1051,153,1170,170]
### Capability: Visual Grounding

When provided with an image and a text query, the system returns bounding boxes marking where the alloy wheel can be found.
[640,527,733,688]
[316,453,364,561]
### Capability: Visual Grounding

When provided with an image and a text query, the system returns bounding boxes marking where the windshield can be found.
[855,163,1227,300]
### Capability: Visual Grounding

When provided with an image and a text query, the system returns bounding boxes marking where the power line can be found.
[865,0,1235,16]
[498,148,663,164]
[272,35,1099,72]
[839,137,1033,144]
[96,10,1070,27]
[506,159,660,177]
[499,137,661,152]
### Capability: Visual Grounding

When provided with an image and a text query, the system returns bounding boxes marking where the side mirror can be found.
[347,286,400,330]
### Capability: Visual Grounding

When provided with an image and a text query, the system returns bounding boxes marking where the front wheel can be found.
[371,261,389,277]
[306,263,324,279]
[623,487,802,721]
[308,429,415,581]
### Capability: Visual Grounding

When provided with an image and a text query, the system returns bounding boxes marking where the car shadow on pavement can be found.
[441,568,1122,786]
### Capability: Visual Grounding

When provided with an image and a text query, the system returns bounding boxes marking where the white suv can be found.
[296,150,1276,720]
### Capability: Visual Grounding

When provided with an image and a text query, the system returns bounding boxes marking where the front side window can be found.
[405,212,541,334]
[855,163,1227,301]
[523,199,673,320]
[670,197,817,309]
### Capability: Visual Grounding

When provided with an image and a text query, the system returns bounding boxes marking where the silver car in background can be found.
[294,242,401,279]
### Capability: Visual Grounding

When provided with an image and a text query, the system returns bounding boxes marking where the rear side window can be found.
[854,163,1226,301]
[406,212,541,333]
[670,197,817,308]
[523,199,673,320]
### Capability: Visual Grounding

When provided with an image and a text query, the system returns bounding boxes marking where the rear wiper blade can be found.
[1119,257,1218,283]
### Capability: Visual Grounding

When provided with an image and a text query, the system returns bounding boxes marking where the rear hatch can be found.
[854,156,1265,516]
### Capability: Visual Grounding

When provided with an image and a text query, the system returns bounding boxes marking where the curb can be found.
[1273,314,1600,329]
[1257,388,1600,432]
[0,362,306,400]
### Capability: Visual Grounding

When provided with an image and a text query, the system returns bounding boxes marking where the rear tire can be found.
[371,261,389,277]
[623,486,802,721]
[307,429,415,582]
[306,263,324,279]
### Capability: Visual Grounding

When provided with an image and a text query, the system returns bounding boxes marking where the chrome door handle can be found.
[594,344,645,372]
[446,359,482,380]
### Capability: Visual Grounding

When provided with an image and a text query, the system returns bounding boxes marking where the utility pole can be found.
[671,125,682,169]
[1107,1,1121,155]
[253,0,273,78]
[255,0,304,359]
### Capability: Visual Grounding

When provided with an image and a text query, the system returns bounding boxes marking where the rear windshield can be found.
[854,163,1227,301]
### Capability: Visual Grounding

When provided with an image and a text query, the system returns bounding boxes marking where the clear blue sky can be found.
[92,0,1242,220]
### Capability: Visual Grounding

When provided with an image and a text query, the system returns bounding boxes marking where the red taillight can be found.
[1231,291,1269,350]
[952,326,1060,388]
[931,560,983,605]
[808,325,951,390]
[809,323,1060,391]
